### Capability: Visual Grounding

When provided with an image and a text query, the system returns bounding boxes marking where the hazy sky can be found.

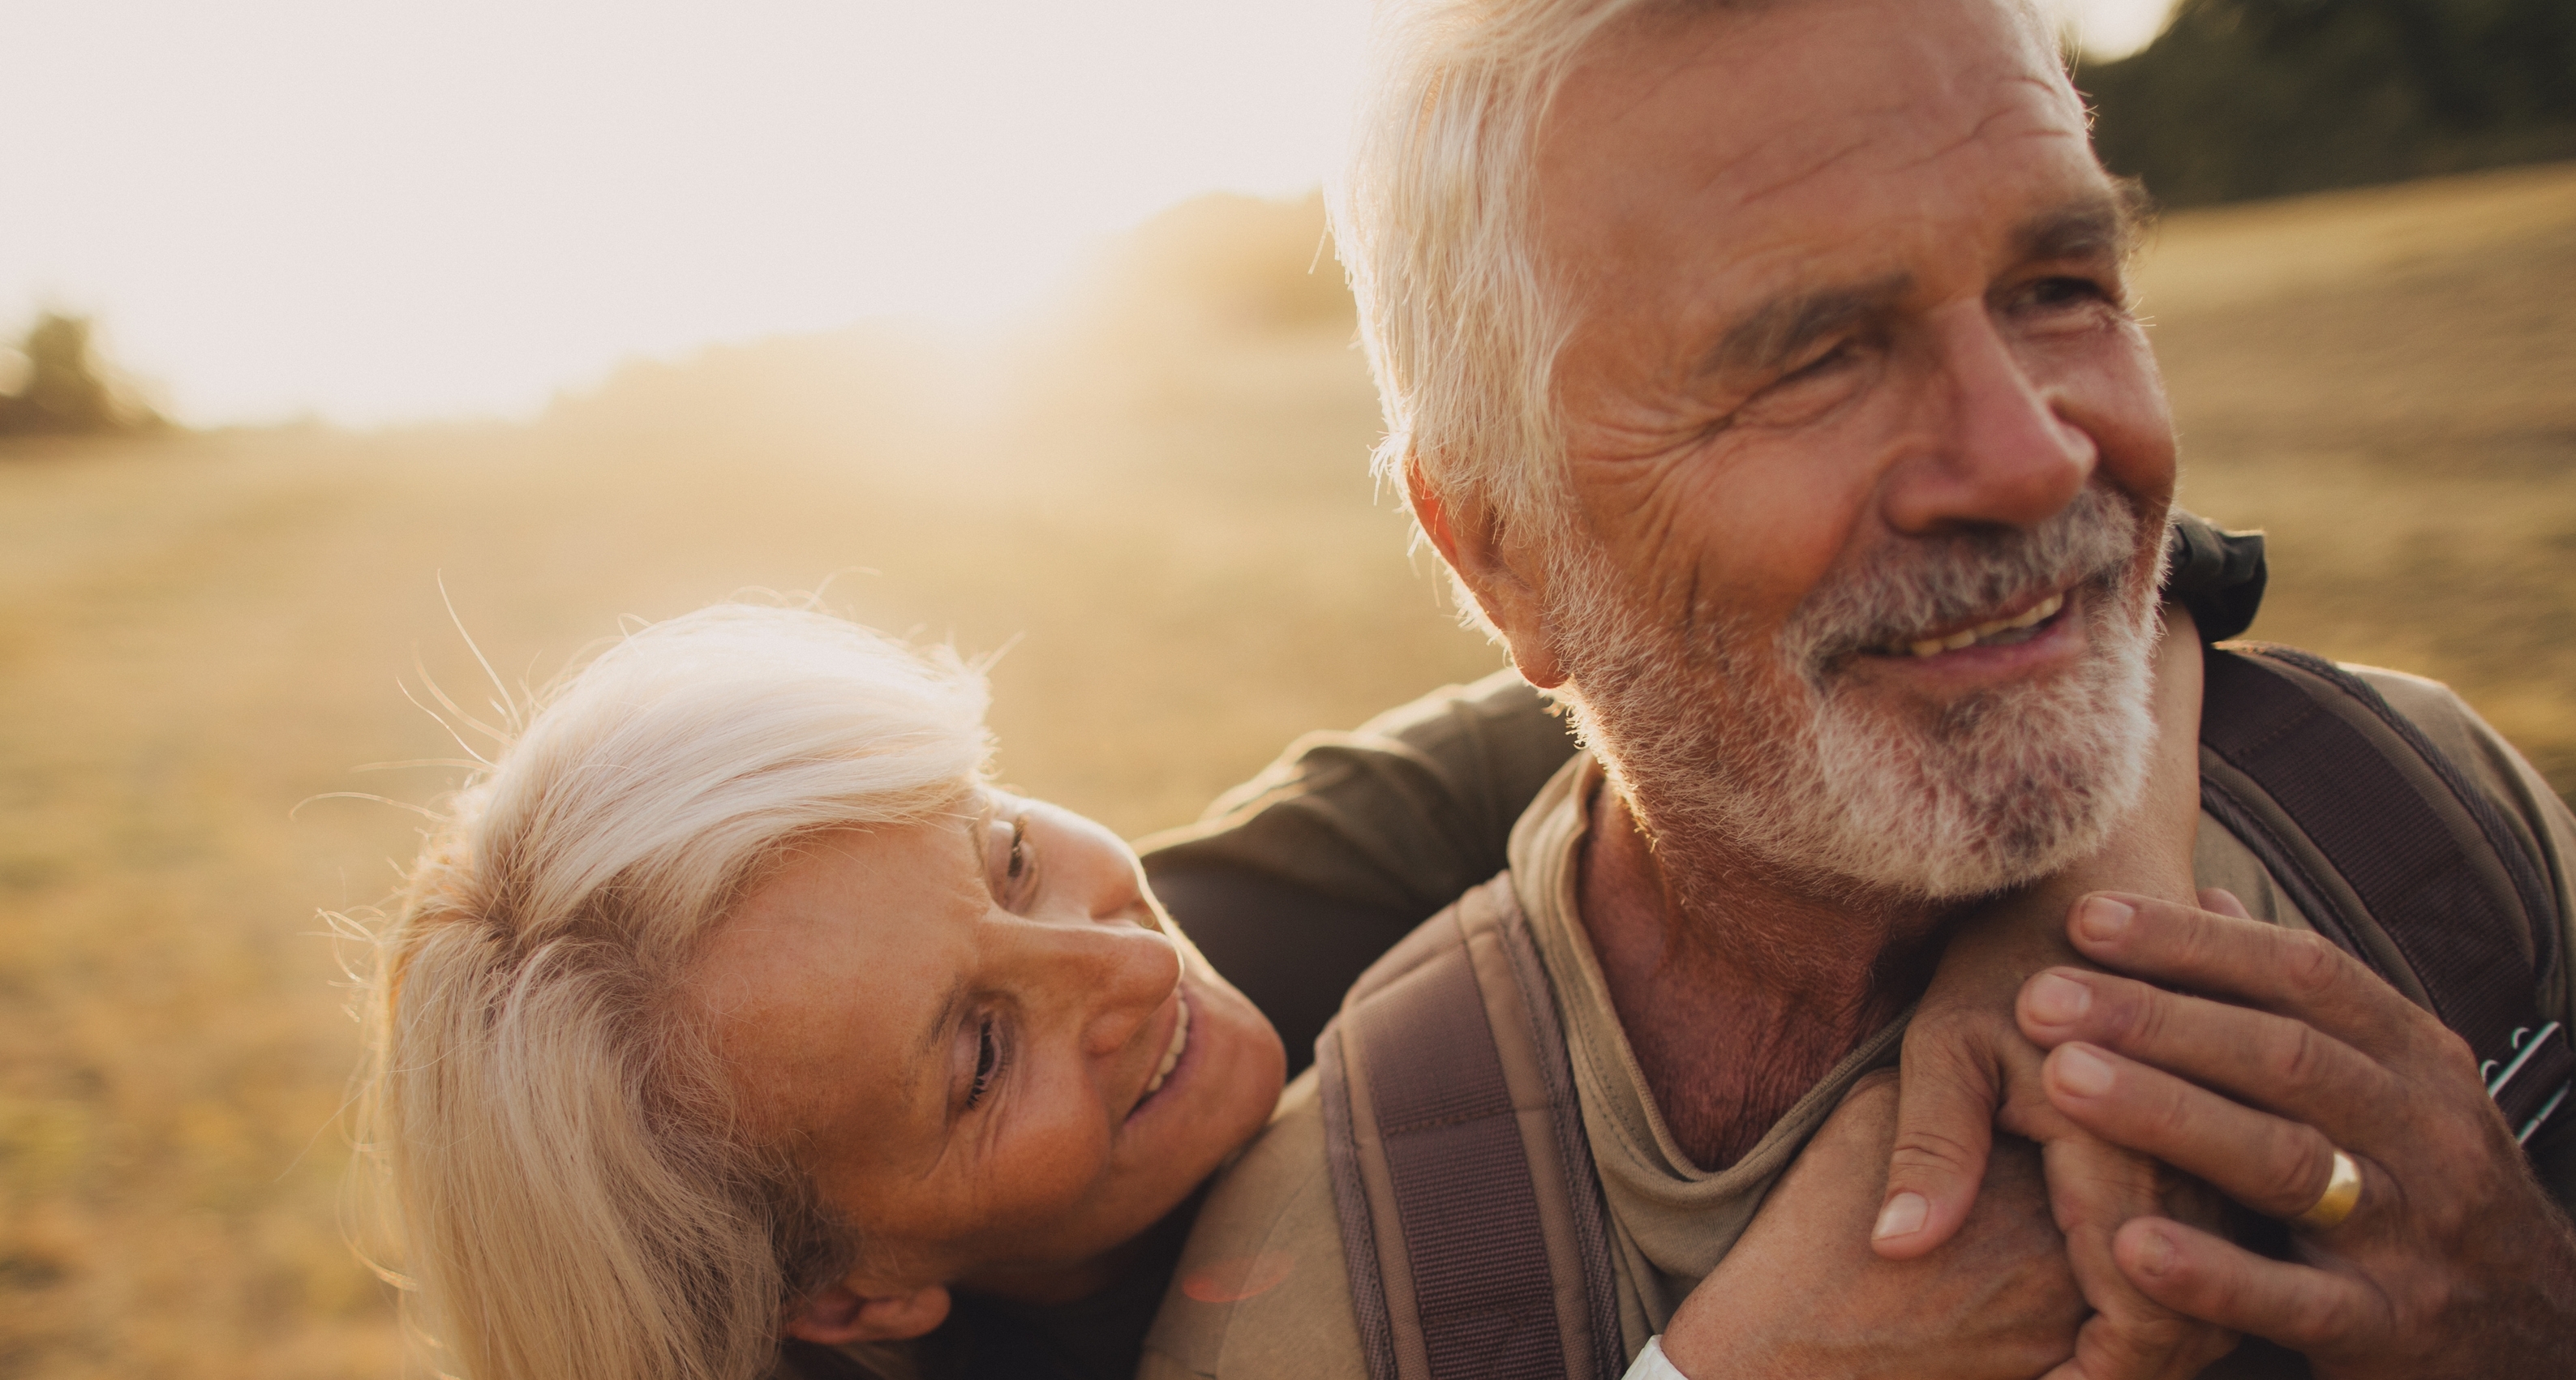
[2,0,2175,426]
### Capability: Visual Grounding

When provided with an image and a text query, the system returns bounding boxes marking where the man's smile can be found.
[1874,586,2070,658]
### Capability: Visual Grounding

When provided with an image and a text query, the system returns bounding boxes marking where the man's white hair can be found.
[1331,0,2060,542]
[1332,0,1647,540]
[354,604,992,1380]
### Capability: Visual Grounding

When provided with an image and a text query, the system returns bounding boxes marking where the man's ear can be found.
[784,1279,952,1346]
[1404,453,1570,689]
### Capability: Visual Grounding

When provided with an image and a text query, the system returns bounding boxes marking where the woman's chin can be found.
[1120,962,1285,1195]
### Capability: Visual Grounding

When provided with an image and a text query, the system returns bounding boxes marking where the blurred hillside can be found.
[2084,0,2576,205]
[0,169,2570,1378]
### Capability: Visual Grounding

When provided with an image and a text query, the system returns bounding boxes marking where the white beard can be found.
[1545,488,2168,902]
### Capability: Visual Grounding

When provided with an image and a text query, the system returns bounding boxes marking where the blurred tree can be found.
[0,313,162,438]
[2082,0,2576,206]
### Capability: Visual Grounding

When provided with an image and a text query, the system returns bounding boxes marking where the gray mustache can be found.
[1784,488,2146,672]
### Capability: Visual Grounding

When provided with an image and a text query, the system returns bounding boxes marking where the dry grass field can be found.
[2,162,2571,1378]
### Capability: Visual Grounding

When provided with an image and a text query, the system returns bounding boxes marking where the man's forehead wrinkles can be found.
[1695,87,2074,230]
[1723,129,1881,215]
[1609,20,1737,135]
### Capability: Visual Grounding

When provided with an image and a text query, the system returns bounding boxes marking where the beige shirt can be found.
[1140,666,2576,1380]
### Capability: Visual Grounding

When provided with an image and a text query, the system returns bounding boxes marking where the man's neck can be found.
[1576,781,1956,1172]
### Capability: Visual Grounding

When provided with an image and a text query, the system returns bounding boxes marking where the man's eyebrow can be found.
[1698,272,1912,380]
[2016,189,2144,266]
[1695,191,2145,383]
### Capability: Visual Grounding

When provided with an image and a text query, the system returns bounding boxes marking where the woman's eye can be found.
[998,816,1037,904]
[985,812,1035,904]
[966,1017,1002,1110]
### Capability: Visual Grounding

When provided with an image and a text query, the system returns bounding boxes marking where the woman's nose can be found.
[1013,903,1179,1060]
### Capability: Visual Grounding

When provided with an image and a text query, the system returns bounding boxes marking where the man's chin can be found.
[1794,632,2157,898]
[1552,490,2166,905]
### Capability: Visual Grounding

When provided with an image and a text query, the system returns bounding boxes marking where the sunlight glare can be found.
[0,0,1371,425]
[2046,0,2179,60]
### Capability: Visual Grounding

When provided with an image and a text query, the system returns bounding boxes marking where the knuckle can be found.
[2257,1126,2329,1214]
[2279,931,2344,1002]
[2278,1284,2360,1352]
[2175,909,2233,970]
[1902,1017,1991,1074]
[2111,981,2167,1048]
[2097,1296,2196,1350]
[2273,1021,2332,1091]
[2424,1024,2478,1082]
[1888,1126,1983,1178]
[2145,1077,2199,1148]
[2276,1304,2332,1352]
[1903,1005,1971,1045]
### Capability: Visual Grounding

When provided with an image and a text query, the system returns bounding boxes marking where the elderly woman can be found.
[360,518,2256,1380]
[362,605,1285,1380]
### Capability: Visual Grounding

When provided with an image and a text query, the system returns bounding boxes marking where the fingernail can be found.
[2131,1225,2176,1277]
[2076,896,2136,943]
[2026,971,2093,1023]
[1873,1192,1929,1241]
[2054,1044,2116,1097]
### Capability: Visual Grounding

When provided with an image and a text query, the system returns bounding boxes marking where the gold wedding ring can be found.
[2291,1148,2363,1231]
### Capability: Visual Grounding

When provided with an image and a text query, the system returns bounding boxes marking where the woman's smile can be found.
[684,791,1285,1302]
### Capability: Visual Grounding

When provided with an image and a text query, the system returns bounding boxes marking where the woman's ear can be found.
[1403,452,1570,689]
[784,1279,952,1345]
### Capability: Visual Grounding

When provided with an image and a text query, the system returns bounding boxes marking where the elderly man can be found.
[1138,0,2576,1377]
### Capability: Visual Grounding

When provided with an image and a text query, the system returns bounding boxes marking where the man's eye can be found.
[966,1018,1002,1110]
[2024,276,2110,309]
[1780,341,1853,384]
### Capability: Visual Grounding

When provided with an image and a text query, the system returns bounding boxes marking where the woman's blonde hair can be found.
[354,603,992,1380]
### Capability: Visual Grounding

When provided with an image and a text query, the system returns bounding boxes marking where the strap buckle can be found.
[2483,1022,2572,1145]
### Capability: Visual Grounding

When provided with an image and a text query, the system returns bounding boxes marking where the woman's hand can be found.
[1867,606,2238,1378]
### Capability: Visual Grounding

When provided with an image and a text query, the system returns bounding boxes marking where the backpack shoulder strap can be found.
[1316,873,1625,1380]
[2199,641,2575,1142]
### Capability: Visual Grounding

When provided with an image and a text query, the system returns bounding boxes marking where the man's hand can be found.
[1661,1070,2087,1379]
[2019,889,2576,1378]
[1867,606,2236,1378]
[1878,906,2238,1379]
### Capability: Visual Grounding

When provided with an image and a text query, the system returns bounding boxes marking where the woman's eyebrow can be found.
[911,975,968,1116]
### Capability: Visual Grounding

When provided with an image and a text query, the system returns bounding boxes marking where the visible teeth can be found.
[2004,592,2066,630]
[1896,592,2065,657]
[1142,994,1191,1096]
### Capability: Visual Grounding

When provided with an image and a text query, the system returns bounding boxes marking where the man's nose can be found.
[1880,300,2095,534]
